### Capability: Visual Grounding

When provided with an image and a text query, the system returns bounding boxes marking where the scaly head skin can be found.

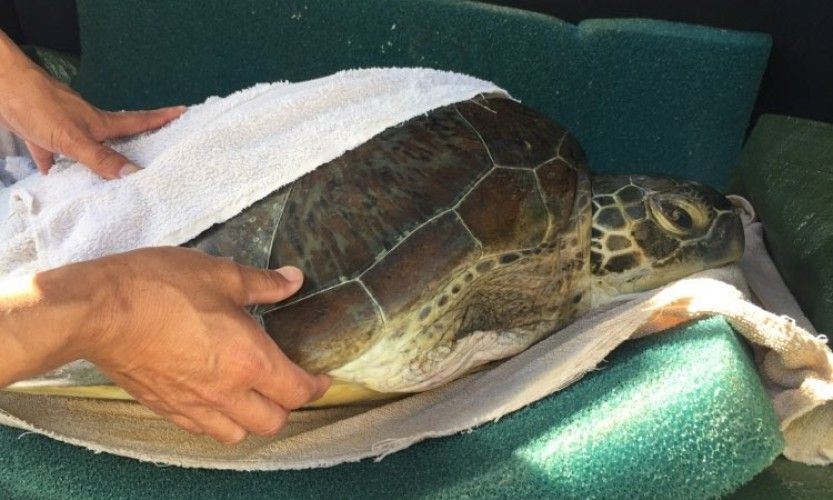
[589,174,744,306]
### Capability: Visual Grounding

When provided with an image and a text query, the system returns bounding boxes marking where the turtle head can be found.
[588,174,744,306]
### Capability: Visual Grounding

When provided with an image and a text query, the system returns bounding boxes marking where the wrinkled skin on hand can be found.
[86,248,331,443]
[1,248,330,443]
[0,30,184,178]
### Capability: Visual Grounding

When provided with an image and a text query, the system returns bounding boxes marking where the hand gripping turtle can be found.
[16,95,744,405]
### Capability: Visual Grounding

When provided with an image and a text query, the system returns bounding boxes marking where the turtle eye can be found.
[649,195,702,236]
[658,201,692,231]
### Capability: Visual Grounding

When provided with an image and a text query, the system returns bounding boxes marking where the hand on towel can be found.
[0,30,185,179]
[0,247,330,443]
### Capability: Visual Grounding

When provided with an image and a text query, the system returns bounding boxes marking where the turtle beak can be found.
[704,208,745,266]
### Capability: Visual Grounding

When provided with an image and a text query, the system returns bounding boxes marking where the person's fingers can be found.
[133,393,205,435]
[163,413,205,435]
[228,263,304,306]
[100,105,187,139]
[255,346,331,410]
[69,135,139,180]
[182,406,249,444]
[25,140,54,174]
[313,374,332,401]
[222,390,289,437]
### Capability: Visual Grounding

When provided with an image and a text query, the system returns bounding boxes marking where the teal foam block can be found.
[71,0,770,188]
[0,317,782,499]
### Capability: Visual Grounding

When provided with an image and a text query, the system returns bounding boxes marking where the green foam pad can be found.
[732,115,833,333]
[730,457,833,499]
[20,46,79,85]
[72,0,770,188]
[0,317,782,499]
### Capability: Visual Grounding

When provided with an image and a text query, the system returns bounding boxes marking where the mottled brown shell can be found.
[188,95,591,378]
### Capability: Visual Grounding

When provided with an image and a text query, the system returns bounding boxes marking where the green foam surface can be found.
[0,318,783,499]
[72,0,770,188]
[730,457,833,500]
[732,114,833,334]
[20,46,79,85]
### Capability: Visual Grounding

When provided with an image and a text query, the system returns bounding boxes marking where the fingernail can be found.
[118,163,141,178]
[276,266,303,283]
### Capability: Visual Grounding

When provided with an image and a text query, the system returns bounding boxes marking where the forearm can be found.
[0,264,103,388]
[0,30,38,132]
[0,30,32,84]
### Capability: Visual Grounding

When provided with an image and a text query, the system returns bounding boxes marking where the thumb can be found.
[232,264,304,306]
[70,136,140,180]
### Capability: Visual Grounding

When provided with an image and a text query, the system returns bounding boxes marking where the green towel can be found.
[0,317,782,499]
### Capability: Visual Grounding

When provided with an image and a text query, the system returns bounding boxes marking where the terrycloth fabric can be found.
[2,158,35,184]
[0,68,505,277]
[0,268,759,471]
[730,195,816,335]
[0,319,783,500]
[0,166,14,189]
[0,131,30,185]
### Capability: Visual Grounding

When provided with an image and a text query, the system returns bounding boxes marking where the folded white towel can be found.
[0,68,506,277]
[0,156,35,188]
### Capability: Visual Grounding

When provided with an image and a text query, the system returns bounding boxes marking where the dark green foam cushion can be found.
[730,456,833,500]
[732,114,833,334]
[72,0,770,189]
[0,318,782,499]
[20,46,79,85]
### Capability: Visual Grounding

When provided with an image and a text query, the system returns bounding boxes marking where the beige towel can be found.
[0,198,831,469]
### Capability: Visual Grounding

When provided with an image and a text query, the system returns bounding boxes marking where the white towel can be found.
[0,68,506,277]
[0,153,35,188]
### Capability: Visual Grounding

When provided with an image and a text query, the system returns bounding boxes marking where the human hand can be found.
[52,248,329,443]
[0,31,185,178]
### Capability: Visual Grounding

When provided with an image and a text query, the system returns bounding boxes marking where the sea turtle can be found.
[10,94,744,405]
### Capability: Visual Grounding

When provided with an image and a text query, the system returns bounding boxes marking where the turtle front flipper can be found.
[186,187,292,271]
